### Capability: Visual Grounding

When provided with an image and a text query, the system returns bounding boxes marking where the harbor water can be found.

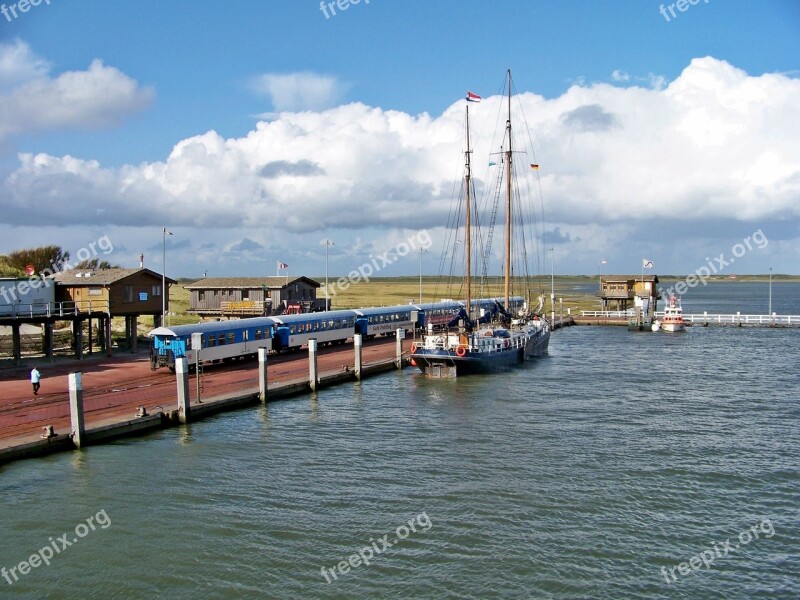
[1,283,798,599]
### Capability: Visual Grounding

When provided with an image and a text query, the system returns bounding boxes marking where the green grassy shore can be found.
[156,274,798,330]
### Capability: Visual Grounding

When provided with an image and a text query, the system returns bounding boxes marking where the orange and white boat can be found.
[660,294,686,332]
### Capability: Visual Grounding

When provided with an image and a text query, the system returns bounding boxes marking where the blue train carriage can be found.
[148,317,274,371]
[470,296,525,322]
[270,310,357,352]
[413,300,465,330]
[353,305,417,339]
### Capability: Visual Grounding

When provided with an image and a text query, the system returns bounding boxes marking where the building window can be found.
[198,291,205,302]
[88,287,102,296]
[152,285,162,297]
[242,290,250,300]
[123,285,134,303]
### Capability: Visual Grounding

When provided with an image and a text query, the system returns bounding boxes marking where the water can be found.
[1,286,799,599]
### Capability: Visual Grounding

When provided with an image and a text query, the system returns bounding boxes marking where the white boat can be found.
[661,295,686,332]
[411,70,551,377]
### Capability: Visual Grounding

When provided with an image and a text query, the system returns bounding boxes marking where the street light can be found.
[162,227,173,326]
[769,267,772,317]
[419,247,428,304]
[548,247,555,325]
[599,258,607,310]
[322,239,334,311]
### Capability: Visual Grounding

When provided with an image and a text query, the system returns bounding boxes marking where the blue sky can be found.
[1,0,799,281]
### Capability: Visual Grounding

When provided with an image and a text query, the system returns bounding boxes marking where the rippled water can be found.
[1,322,799,598]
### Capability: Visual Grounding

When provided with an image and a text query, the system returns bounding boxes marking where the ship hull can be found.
[412,327,550,377]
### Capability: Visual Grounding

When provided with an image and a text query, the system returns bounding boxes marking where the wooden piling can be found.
[69,372,85,448]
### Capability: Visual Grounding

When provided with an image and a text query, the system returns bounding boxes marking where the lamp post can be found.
[599,258,607,311]
[162,228,173,326]
[323,239,334,311]
[419,247,428,304]
[769,267,772,317]
[548,247,555,325]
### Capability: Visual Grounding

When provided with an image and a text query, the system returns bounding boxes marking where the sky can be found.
[0,0,799,282]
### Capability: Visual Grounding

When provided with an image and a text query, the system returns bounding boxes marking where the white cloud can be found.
[2,57,799,275]
[249,72,344,112]
[0,41,154,144]
[0,39,51,91]
[611,69,629,82]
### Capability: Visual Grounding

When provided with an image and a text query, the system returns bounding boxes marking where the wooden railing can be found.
[219,301,268,315]
[581,310,800,326]
[0,301,110,319]
[658,312,800,326]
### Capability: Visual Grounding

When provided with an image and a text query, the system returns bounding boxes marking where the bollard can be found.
[258,347,268,402]
[175,357,191,423]
[396,328,404,369]
[69,372,85,449]
[308,339,318,392]
[354,334,363,381]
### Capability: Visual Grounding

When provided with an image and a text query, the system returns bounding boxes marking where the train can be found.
[148,297,525,371]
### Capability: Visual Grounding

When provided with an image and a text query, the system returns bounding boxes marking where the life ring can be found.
[455,345,467,357]
[410,342,417,354]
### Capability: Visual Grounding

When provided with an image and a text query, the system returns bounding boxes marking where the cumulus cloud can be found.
[258,159,324,178]
[250,72,344,112]
[0,39,51,91]
[611,69,629,82]
[0,40,154,144]
[2,57,799,274]
[560,104,620,132]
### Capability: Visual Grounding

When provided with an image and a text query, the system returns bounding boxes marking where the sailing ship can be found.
[411,70,551,377]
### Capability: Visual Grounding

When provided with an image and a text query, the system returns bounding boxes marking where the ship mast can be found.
[504,69,512,310]
[465,105,472,317]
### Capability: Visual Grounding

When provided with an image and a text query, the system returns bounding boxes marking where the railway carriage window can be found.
[228,332,235,344]
[313,322,319,331]
[328,320,334,330]
[218,334,225,346]
[255,329,262,340]
[290,325,296,334]
[186,337,191,350]
[164,339,171,347]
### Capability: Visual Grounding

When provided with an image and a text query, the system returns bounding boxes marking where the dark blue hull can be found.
[412,346,525,377]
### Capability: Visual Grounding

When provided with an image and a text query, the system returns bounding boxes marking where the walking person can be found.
[31,367,41,396]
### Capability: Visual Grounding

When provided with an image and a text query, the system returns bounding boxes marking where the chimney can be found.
[139,254,144,268]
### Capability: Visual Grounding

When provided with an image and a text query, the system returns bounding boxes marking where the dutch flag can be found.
[466,91,481,103]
